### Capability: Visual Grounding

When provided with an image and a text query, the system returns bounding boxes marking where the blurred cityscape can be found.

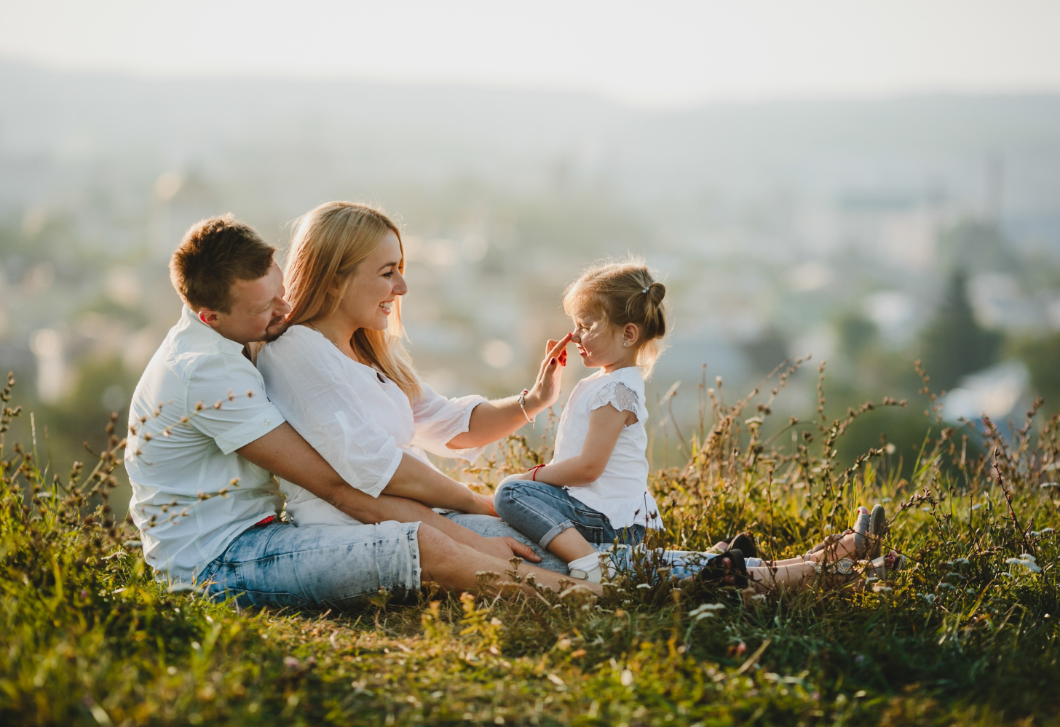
[3,58,1060,500]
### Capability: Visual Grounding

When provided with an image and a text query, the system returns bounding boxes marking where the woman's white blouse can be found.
[256,325,486,526]
[552,366,662,531]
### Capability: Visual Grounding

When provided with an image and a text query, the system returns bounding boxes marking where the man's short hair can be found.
[169,215,276,313]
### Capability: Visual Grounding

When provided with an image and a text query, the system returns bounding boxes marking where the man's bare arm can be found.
[235,423,537,562]
[238,423,488,512]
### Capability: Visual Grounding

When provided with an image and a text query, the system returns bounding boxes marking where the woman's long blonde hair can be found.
[284,201,421,399]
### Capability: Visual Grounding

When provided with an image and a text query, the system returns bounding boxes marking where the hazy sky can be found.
[2,0,1059,107]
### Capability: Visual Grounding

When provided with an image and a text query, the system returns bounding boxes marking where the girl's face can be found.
[336,231,407,331]
[570,307,626,370]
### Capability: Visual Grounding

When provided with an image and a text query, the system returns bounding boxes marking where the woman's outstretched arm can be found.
[447,334,571,448]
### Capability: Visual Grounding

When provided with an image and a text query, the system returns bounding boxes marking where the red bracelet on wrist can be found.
[529,464,546,481]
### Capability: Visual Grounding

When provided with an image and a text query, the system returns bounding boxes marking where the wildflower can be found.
[689,603,725,621]
[1005,554,1041,574]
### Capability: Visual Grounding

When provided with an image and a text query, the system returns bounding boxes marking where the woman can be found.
[257,202,896,600]
[257,202,579,575]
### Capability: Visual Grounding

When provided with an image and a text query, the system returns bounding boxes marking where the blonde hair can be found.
[563,257,668,378]
[284,201,421,399]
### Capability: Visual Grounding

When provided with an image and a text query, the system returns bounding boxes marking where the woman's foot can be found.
[813,549,905,590]
[804,505,882,562]
[862,549,904,582]
[803,530,868,563]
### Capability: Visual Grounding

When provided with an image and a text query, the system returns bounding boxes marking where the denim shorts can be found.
[493,479,646,549]
[196,519,421,609]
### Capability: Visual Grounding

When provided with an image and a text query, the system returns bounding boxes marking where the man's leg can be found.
[198,520,424,609]
[198,520,598,609]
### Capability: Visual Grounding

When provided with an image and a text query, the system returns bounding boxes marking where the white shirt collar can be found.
[179,305,248,356]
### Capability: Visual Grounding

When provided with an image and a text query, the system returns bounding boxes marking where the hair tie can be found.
[642,287,650,294]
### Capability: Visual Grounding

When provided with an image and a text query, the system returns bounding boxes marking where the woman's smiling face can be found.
[337,231,407,331]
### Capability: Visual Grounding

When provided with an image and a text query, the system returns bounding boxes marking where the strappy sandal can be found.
[728,532,758,560]
[691,548,750,589]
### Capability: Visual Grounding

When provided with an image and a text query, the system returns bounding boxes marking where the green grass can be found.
[2,363,1059,726]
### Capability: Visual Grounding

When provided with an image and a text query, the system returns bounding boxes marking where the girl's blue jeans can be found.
[494,479,646,549]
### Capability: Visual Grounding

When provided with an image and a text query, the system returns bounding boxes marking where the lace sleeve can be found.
[589,381,642,421]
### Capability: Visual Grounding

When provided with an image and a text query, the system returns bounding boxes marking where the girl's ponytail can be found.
[642,282,667,341]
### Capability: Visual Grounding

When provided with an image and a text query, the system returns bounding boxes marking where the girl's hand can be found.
[526,333,571,413]
[498,472,534,488]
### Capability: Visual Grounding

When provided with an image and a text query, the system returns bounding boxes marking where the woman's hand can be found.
[525,333,571,414]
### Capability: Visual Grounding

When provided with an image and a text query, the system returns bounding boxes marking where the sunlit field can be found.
[2,359,1057,727]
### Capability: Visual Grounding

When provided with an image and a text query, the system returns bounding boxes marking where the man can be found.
[125,215,587,608]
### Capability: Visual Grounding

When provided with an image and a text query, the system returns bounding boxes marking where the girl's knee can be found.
[493,480,520,519]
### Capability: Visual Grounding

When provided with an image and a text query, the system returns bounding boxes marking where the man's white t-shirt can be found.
[125,306,286,584]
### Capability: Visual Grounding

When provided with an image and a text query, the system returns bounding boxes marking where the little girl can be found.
[494,259,668,582]
[495,259,904,590]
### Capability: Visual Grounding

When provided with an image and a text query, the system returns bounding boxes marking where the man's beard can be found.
[262,317,288,343]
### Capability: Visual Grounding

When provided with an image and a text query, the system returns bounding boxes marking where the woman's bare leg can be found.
[757,532,864,568]
[417,524,600,596]
[744,562,817,594]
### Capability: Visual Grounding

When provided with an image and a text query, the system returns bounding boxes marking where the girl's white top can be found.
[256,325,486,526]
[552,366,662,531]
